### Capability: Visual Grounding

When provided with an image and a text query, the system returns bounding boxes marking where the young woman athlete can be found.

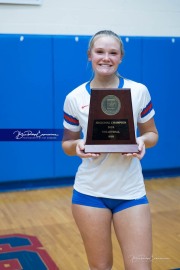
[62,30,158,270]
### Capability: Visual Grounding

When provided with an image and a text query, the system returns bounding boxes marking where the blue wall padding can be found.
[0,35,55,181]
[141,37,180,169]
[0,34,179,182]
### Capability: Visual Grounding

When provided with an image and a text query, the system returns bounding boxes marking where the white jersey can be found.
[63,78,155,199]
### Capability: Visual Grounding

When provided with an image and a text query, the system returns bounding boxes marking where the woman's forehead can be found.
[93,35,121,48]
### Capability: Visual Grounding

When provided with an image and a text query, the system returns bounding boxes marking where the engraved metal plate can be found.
[101,95,121,116]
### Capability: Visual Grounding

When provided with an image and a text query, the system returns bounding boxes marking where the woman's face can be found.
[88,35,122,77]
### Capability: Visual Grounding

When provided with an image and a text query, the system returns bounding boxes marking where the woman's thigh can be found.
[113,204,152,270]
[72,204,113,269]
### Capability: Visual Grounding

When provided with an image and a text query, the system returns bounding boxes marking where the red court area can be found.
[0,234,59,270]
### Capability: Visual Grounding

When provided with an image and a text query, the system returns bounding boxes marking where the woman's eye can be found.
[96,50,103,54]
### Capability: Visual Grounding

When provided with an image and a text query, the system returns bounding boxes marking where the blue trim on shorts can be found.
[72,189,149,214]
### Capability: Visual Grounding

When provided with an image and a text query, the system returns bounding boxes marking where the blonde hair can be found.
[88,30,124,58]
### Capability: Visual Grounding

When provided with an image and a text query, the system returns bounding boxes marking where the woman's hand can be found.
[124,117,158,160]
[123,136,145,160]
[76,140,100,158]
[133,136,146,160]
[62,128,100,158]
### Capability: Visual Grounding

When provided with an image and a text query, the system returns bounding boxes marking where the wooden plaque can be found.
[84,88,139,153]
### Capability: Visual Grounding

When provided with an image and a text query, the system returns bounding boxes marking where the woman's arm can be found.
[138,117,159,148]
[62,128,81,156]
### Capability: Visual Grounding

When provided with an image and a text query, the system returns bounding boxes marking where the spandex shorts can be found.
[72,189,149,214]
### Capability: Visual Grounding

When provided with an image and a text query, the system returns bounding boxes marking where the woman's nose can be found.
[103,53,110,60]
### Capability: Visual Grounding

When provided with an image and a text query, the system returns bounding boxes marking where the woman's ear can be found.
[119,56,122,64]
[87,50,91,61]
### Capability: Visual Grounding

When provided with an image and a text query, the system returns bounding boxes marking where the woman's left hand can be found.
[133,137,146,160]
[123,118,159,160]
[123,137,145,160]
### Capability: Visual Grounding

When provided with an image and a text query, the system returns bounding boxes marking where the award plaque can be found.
[84,88,139,153]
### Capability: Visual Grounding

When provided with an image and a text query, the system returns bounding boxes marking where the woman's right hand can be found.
[76,140,100,158]
[62,128,100,158]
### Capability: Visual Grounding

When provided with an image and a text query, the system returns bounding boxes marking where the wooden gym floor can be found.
[0,177,179,270]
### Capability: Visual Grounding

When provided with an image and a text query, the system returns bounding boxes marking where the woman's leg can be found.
[113,204,152,270]
[72,204,113,270]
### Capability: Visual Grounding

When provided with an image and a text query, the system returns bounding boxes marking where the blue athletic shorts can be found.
[72,189,149,214]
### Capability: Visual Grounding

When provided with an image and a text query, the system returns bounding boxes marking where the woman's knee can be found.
[89,261,112,270]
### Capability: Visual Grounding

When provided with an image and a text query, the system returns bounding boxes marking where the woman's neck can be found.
[90,75,119,89]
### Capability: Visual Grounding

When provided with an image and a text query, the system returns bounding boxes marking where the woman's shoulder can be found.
[123,78,148,91]
[66,82,89,99]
